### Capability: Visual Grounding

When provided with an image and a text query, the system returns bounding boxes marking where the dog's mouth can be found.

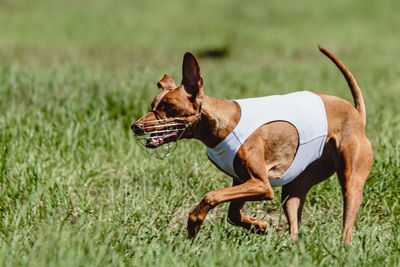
[145,127,180,148]
[132,112,200,159]
[133,122,187,150]
[132,122,187,159]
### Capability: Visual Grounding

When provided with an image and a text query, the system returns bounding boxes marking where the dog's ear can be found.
[182,52,203,97]
[157,74,176,91]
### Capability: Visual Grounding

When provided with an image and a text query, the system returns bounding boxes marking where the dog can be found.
[131,46,373,243]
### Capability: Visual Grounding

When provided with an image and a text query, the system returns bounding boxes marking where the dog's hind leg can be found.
[336,137,373,244]
[281,147,337,241]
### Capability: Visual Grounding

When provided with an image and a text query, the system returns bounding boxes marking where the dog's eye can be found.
[163,102,172,109]
[163,104,180,117]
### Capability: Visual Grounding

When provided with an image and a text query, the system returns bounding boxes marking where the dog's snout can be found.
[131,122,144,134]
[131,122,146,135]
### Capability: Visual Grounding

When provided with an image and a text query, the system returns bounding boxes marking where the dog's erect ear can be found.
[182,52,203,97]
[157,74,177,91]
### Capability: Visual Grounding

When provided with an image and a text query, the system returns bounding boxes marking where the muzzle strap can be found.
[183,104,202,138]
[151,109,164,121]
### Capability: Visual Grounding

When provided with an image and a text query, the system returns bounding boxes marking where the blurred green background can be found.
[1,0,399,67]
[0,0,399,266]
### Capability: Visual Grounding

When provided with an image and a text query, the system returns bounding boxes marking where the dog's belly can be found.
[281,139,338,186]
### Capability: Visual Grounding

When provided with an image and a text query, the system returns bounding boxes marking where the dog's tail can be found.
[318,45,366,126]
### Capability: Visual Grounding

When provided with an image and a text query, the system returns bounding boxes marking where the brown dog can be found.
[132,46,373,243]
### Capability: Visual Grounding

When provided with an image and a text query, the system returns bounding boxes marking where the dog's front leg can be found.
[187,176,274,238]
[225,180,269,233]
[227,200,269,233]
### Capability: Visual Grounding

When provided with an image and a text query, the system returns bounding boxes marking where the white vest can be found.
[206,91,327,187]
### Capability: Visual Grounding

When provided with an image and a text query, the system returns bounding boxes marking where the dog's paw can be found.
[251,221,269,235]
[187,213,205,238]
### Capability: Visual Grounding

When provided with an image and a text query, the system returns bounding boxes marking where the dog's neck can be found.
[192,95,241,148]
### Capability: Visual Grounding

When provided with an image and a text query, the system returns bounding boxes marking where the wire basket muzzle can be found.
[133,120,188,159]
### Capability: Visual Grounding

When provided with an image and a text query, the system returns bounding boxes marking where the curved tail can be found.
[318,45,366,126]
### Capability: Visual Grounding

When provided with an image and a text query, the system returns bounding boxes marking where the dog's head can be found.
[131,53,204,156]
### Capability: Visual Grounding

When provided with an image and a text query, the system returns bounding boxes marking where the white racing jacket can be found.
[206,91,328,187]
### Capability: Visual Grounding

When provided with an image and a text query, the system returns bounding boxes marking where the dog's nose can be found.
[131,123,144,134]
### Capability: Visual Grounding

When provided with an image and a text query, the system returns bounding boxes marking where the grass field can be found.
[0,0,399,266]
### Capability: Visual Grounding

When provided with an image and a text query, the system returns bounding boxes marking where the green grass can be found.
[0,0,399,266]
